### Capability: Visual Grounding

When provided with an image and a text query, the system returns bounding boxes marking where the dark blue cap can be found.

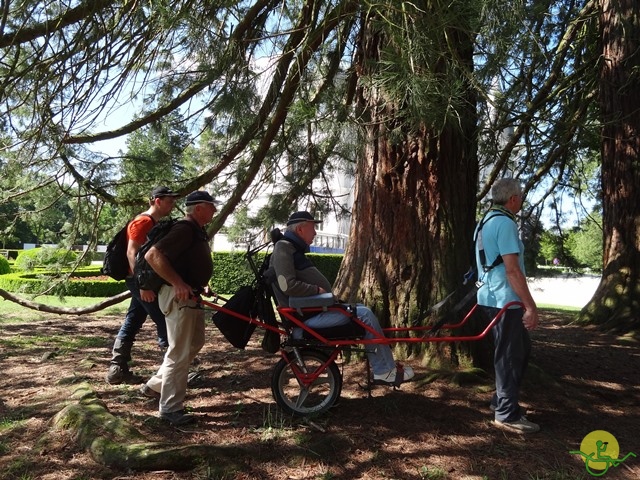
[286,211,321,226]
[185,190,218,206]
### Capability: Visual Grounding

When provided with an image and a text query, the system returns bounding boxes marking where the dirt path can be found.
[0,309,638,479]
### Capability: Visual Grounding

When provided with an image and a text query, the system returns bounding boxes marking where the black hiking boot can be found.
[105,364,142,384]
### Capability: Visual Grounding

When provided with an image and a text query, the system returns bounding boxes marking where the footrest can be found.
[371,379,403,389]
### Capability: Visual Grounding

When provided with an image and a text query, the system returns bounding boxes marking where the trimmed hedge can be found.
[0,256,9,275]
[212,251,343,293]
[212,251,258,294]
[14,247,81,271]
[0,269,128,297]
[0,252,344,297]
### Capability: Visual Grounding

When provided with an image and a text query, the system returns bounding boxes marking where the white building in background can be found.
[212,162,355,254]
[307,172,354,254]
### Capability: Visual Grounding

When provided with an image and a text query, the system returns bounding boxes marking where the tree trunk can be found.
[579,0,640,332]
[335,8,480,361]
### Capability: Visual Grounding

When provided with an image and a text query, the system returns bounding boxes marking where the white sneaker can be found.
[494,415,540,433]
[373,364,415,384]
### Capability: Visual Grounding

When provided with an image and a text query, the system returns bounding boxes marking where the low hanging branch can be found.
[0,289,131,314]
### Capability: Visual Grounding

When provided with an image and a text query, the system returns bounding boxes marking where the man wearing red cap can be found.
[269,211,415,385]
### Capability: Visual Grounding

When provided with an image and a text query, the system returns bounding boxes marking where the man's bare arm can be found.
[127,238,157,302]
[126,239,142,271]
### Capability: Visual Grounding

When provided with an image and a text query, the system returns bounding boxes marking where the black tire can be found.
[271,349,342,416]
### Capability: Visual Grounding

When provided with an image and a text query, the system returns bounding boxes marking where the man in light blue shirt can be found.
[475,178,540,433]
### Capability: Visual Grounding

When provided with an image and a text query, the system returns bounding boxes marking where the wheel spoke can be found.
[295,388,310,408]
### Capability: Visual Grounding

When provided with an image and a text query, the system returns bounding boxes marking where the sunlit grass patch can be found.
[0,414,27,432]
[0,333,105,355]
[418,466,447,479]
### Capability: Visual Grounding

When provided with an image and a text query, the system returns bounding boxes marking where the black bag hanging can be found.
[211,285,258,349]
[256,285,280,354]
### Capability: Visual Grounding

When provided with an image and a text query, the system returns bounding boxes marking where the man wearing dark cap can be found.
[140,190,217,426]
[269,211,415,385]
[106,186,180,384]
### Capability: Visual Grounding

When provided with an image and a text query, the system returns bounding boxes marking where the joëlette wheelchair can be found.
[201,229,522,417]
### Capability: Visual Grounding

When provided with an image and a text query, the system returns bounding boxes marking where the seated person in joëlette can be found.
[267,211,415,385]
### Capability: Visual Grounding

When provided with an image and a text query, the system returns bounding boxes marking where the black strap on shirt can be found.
[474,206,517,273]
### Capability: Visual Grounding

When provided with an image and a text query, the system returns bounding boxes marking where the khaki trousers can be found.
[147,285,205,414]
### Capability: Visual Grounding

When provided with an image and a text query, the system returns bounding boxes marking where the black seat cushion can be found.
[301,322,365,340]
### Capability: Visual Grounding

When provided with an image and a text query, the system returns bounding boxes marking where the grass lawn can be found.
[537,303,581,313]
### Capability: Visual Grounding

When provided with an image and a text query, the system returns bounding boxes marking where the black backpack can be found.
[134,219,178,291]
[101,214,153,280]
[134,219,200,291]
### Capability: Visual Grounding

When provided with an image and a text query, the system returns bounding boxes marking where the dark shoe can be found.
[160,409,196,426]
[494,415,540,433]
[106,364,141,385]
[139,384,160,400]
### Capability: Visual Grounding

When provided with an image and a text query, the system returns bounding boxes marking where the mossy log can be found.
[47,383,244,472]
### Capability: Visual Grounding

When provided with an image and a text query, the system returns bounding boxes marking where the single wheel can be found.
[271,349,342,416]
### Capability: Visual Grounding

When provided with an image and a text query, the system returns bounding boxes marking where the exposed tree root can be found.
[44,383,245,473]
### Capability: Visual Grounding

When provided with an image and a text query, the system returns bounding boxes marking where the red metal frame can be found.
[200,297,524,347]
[200,295,524,410]
[199,241,527,412]
[281,348,342,388]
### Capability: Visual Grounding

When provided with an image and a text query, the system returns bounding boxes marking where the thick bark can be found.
[335,9,480,359]
[579,0,640,332]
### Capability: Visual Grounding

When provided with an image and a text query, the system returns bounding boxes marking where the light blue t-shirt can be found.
[475,212,524,308]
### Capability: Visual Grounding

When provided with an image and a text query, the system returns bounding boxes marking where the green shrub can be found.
[14,248,79,271]
[0,271,127,297]
[0,251,344,297]
[308,254,343,285]
[0,256,9,275]
[211,251,342,293]
[212,251,257,293]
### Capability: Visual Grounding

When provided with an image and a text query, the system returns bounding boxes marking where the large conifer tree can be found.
[579,0,640,331]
